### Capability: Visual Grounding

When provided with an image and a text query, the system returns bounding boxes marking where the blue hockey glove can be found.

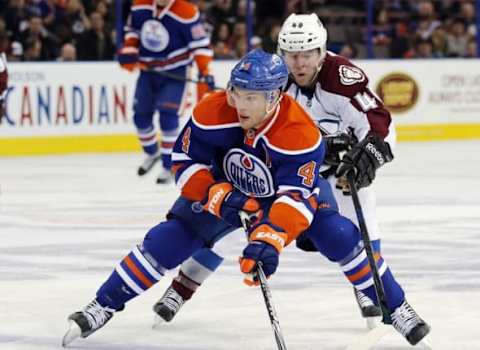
[240,223,287,285]
[202,182,260,227]
[117,46,139,72]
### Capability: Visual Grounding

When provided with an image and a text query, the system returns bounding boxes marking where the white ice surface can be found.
[1,141,480,350]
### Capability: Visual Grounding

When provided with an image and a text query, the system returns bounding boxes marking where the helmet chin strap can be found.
[305,56,325,88]
[265,90,282,116]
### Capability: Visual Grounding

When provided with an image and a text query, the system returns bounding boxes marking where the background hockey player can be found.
[118,0,215,184]
[154,13,421,336]
[62,49,429,348]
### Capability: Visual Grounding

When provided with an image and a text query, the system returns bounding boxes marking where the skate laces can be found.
[392,301,420,336]
[355,289,375,307]
[83,300,113,330]
[161,287,185,313]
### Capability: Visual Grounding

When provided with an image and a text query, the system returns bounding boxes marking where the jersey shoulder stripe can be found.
[263,95,321,154]
[319,52,369,98]
[192,91,240,129]
[132,0,153,6]
[168,0,199,22]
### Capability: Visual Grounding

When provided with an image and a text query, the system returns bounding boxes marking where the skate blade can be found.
[152,315,166,329]
[365,316,381,330]
[420,338,433,349]
[61,320,82,347]
[345,324,392,350]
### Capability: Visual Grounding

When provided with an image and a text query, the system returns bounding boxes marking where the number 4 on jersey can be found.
[182,127,191,153]
[354,91,378,112]
[298,161,317,187]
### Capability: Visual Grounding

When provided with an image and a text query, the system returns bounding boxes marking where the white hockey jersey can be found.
[285,52,396,149]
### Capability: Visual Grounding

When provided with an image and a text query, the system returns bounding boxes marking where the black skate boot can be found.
[153,285,185,324]
[354,287,383,318]
[391,300,431,345]
[354,288,382,329]
[62,299,114,347]
[138,150,162,176]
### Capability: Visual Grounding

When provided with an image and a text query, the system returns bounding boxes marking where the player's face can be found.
[283,49,323,87]
[229,87,269,130]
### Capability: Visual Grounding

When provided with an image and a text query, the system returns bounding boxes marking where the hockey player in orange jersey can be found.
[118,0,215,183]
[62,50,426,348]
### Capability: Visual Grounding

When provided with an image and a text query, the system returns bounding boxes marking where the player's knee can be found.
[142,219,204,269]
[159,111,180,131]
[307,211,361,262]
[191,248,224,272]
[133,113,154,129]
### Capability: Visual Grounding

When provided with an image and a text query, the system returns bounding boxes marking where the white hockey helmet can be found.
[277,13,328,57]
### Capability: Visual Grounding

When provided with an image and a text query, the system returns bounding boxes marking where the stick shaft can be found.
[347,172,391,324]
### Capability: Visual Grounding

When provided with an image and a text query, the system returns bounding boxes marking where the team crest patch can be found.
[339,65,365,86]
[223,148,274,197]
[140,19,170,52]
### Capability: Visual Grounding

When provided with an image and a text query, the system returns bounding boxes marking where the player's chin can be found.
[238,117,251,129]
[294,75,309,86]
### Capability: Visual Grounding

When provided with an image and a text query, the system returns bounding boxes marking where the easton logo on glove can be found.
[206,188,227,215]
[251,230,287,252]
[202,182,260,228]
[250,224,288,253]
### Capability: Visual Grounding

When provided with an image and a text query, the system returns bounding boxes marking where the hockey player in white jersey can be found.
[279,13,396,322]
[153,14,430,345]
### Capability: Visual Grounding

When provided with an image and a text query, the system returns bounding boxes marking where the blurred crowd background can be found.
[0,0,478,62]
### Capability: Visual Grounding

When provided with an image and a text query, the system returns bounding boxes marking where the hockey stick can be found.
[346,171,391,324]
[345,174,435,350]
[239,211,288,350]
[344,171,393,350]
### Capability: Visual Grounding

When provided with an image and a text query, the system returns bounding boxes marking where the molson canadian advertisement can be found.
[1,59,480,155]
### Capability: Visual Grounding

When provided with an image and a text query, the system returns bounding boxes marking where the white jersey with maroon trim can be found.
[285,52,396,149]
[284,52,394,242]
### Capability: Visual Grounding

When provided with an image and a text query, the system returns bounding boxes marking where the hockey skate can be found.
[62,299,114,347]
[137,150,162,176]
[156,167,173,184]
[354,287,382,329]
[152,285,185,326]
[391,300,430,345]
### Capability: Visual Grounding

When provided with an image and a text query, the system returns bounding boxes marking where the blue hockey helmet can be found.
[229,49,289,92]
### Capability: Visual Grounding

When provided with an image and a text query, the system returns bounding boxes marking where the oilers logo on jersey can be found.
[140,19,170,52]
[223,148,275,197]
